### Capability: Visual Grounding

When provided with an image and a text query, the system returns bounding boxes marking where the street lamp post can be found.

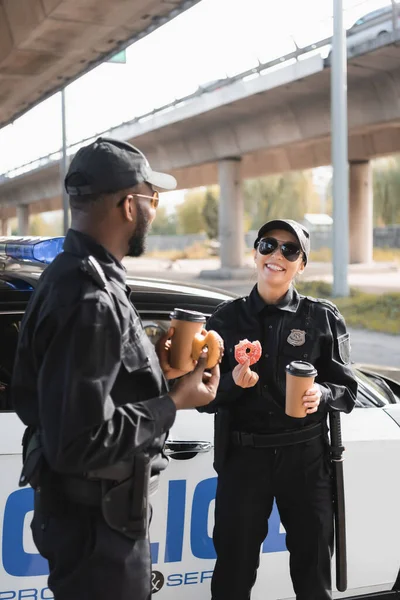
[392,0,398,30]
[331,0,349,297]
[60,88,70,234]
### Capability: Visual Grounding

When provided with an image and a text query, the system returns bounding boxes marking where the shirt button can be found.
[268,325,272,329]
[303,353,308,359]
[263,385,268,389]
[265,353,269,358]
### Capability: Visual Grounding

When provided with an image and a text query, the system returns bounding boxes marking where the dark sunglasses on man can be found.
[256,237,302,262]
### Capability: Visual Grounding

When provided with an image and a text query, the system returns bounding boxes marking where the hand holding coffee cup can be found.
[168,309,206,373]
[165,309,224,376]
[302,384,322,414]
[156,327,194,380]
[285,361,318,418]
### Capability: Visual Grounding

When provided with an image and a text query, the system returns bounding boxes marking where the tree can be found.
[243,170,318,229]
[202,189,219,239]
[29,213,63,236]
[150,206,177,235]
[373,156,400,226]
[176,190,206,234]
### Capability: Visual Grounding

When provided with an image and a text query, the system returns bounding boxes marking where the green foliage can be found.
[176,189,206,234]
[29,213,63,236]
[243,170,320,229]
[295,280,339,299]
[150,206,177,235]
[295,280,400,334]
[373,156,400,226]
[202,189,219,239]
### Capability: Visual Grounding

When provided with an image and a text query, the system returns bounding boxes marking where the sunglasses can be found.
[257,237,302,262]
[118,191,159,209]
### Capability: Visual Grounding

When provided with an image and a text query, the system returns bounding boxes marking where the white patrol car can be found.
[0,237,399,600]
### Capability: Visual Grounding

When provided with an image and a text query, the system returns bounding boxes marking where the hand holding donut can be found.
[232,359,259,388]
[191,329,224,369]
[234,339,262,365]
[232,339,261,388]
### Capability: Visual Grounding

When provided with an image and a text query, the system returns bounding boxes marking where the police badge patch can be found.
[287,329,306,347]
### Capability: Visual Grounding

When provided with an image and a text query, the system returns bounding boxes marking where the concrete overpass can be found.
[2,30,400,269]
[0,0,200,128]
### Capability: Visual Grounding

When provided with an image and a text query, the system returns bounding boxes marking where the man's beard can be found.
[127,203,150,257]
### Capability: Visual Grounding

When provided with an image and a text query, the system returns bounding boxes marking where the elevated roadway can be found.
[2,30,400,267]
[0,0,200,128]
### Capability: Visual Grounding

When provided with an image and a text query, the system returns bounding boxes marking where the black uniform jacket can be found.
[202,285,357,433]
[11,230,176,475]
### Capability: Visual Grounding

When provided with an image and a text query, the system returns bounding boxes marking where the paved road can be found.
[125,257,400,293]
[124,257,400,370]
[349,328,400,372]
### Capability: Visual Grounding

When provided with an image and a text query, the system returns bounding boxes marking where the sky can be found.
[0,0,394,214]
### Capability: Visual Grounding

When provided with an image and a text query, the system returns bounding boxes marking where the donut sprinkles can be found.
[234,339,262,366]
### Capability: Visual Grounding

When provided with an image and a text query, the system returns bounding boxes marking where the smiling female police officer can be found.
[202,219,358,600]
[11,137,219,600]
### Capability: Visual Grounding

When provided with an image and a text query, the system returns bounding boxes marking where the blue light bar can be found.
[0,237,64,265]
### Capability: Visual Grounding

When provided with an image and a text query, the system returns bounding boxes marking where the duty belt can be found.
[231,422,323,448]
[59,473,159,507]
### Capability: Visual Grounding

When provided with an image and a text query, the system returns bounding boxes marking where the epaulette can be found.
[304,295,340,317]
[210,296,244,318]
[80,255,107,290]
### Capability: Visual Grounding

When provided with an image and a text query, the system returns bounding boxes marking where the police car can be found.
[0,237,399,600]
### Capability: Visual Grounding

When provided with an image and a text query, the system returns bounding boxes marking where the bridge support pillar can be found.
[218,157,244,269]
[17,205,30,236]
[349,160,373,264]
[1,220,11,236]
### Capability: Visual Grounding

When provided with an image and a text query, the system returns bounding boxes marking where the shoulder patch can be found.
[80,256,107,290]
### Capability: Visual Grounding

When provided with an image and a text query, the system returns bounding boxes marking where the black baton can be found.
[329,411,347,592]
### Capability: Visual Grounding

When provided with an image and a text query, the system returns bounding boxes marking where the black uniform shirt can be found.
[204,285,357,433]
[11,229,176,475]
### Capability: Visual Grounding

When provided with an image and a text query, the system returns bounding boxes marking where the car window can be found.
[0,315,22,411]
[353,7,390,27]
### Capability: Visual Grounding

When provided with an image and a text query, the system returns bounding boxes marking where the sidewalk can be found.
[125,257,400,293]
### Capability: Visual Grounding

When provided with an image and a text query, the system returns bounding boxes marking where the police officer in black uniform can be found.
[201,219,357,600]
[11,137,220,600]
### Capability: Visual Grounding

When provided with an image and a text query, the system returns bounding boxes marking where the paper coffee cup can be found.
[285,361,318,418]
[169,308,206,372]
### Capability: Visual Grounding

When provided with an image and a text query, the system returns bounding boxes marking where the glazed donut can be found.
[234,339,262,365]
[191,329,224,369]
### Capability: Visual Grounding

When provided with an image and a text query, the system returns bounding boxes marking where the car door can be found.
[2,293,400,600]
[0,309,52,598]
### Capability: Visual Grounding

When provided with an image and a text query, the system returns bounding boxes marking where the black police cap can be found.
[65,137,177,196]
[254,219,311,264]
